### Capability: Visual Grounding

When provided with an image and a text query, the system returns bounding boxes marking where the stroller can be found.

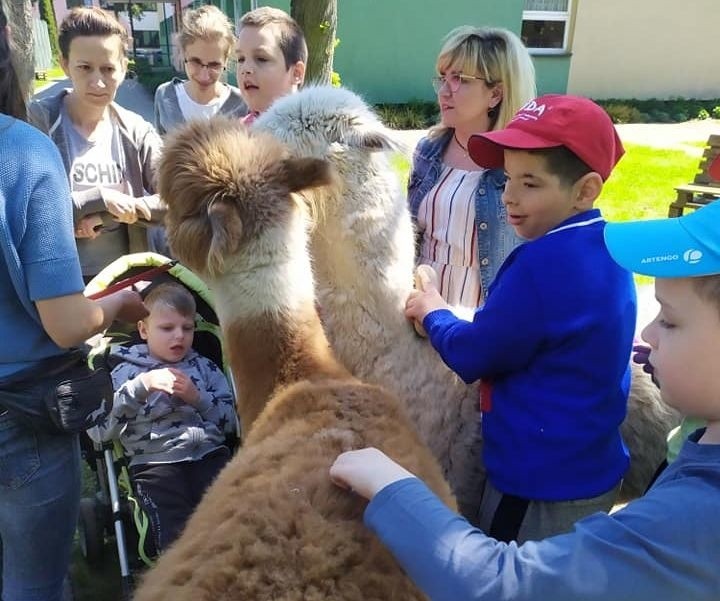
[77,252,237,599]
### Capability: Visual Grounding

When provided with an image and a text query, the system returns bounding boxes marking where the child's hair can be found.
[58,7,129,60]
[238,7,307,68]
[531,146,593,187]
[431,26,536,137]
[692,274,720,314]
[177,5,235,61]
[144,283,196,319]
[0,4,26,121]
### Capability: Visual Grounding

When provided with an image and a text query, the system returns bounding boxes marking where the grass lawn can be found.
[33,66,66,91]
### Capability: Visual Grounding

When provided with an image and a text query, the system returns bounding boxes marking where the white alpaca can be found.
[255,86,680,506]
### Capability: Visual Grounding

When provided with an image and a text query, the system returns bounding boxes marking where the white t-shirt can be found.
[176,82,231,122]
[62,103,130,277]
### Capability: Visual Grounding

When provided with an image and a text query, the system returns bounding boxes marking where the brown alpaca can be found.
[131,118,454,601]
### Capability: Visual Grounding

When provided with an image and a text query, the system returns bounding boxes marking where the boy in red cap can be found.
[330,200,720,601]
[404,95,635,542]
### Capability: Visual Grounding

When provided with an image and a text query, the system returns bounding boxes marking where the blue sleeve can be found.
[18,136,84,300]
[365,477,719,601]
[422,257,544,382]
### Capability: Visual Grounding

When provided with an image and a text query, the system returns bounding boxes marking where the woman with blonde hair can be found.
[408,26,536,310]
[154,4,246,135]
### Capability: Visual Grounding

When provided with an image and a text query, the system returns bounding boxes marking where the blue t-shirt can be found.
[0,115,84,379]
[423,210,636,500]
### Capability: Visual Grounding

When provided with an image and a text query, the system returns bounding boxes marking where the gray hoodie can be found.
[153,78,247,136]
[28,90,166,255]
[87,344,237,466]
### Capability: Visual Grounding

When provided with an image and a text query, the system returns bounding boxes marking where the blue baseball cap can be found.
[604,201,720,277]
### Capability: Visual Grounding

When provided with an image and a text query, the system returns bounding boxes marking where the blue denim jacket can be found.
[407,130,522,301]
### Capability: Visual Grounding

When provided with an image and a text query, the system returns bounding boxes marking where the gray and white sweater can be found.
[87,344,237,466]
[153,78,247,136]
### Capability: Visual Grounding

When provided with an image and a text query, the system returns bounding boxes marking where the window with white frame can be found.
[521,0,572,54]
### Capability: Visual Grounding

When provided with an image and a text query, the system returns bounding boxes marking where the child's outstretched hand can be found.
[141,367,200,406]
[330,448,417,500]
[405,270,449,327]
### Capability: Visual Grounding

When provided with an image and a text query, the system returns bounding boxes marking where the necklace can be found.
[453,132,468,156]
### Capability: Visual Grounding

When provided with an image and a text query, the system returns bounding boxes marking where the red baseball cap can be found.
[467,94,625,181]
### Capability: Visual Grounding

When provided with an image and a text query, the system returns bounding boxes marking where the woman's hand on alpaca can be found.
[103,189,152,224]
[405,283,449,325]
[330,448,417,500]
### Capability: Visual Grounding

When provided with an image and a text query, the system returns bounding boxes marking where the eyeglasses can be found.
[184,58,226,74]
[431,73,488,94]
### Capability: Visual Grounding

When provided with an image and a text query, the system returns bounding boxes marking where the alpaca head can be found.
[254,86,403,158]
[158,117,333,278]
[254,87,405,212]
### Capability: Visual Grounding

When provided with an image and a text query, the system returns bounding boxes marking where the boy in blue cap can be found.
[330,199,720,601]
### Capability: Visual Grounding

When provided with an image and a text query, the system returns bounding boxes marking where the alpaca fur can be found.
[132,119,453,601]
[254,88,487,516]
[255,85,681,504]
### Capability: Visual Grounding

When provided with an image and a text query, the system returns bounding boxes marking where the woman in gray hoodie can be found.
[29,7,167,280]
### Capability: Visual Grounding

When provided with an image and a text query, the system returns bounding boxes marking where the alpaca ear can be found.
[281,157,334,194]
[206,199,242,276]
[343,121,408,154]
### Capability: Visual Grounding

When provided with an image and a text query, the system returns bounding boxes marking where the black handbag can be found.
[0,349,113,435]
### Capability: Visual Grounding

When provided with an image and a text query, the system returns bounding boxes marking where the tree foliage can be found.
[38,0,60,60]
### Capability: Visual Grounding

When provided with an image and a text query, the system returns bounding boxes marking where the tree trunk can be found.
[4,0,34,100]
[290,0,337,86]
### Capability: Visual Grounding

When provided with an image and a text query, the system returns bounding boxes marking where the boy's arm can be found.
[86,364,147,442]
[422,266,544,383]
[196,358,237,435]
[365,476,713,601]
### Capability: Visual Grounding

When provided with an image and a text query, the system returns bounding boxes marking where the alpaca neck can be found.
[210,218,349,434]
[312,159,416,332]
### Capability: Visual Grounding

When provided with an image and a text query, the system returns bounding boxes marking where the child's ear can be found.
[137,319,148,340]
[291,61,306,86]
[573,172,603,210]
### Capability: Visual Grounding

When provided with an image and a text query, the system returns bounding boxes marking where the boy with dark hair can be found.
[405,95,635,542]
[235,6,307,124]
[331,200,720,601]
[87,283,236,553]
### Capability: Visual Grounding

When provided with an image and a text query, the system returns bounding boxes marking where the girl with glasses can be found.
[154,5,247,136]
[408,26,535,312]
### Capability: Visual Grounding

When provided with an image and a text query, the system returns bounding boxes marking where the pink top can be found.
[241,111,260,125]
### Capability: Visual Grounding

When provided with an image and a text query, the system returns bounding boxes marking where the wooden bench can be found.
[668,134,720,216]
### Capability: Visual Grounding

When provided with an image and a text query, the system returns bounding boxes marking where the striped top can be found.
[417,165,485,308]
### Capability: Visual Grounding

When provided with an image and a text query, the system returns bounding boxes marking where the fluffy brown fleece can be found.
[132,118,454,600]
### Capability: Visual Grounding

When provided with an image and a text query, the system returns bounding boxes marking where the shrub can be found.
[697,108,710,120]
[712,106,720,119]
[602,102,643,124]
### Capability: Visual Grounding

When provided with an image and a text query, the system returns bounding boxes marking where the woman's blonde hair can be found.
[176,5,235,62]
[430,26,536,138]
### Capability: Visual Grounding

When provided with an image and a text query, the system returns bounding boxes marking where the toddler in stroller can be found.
[78,253,238,597]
